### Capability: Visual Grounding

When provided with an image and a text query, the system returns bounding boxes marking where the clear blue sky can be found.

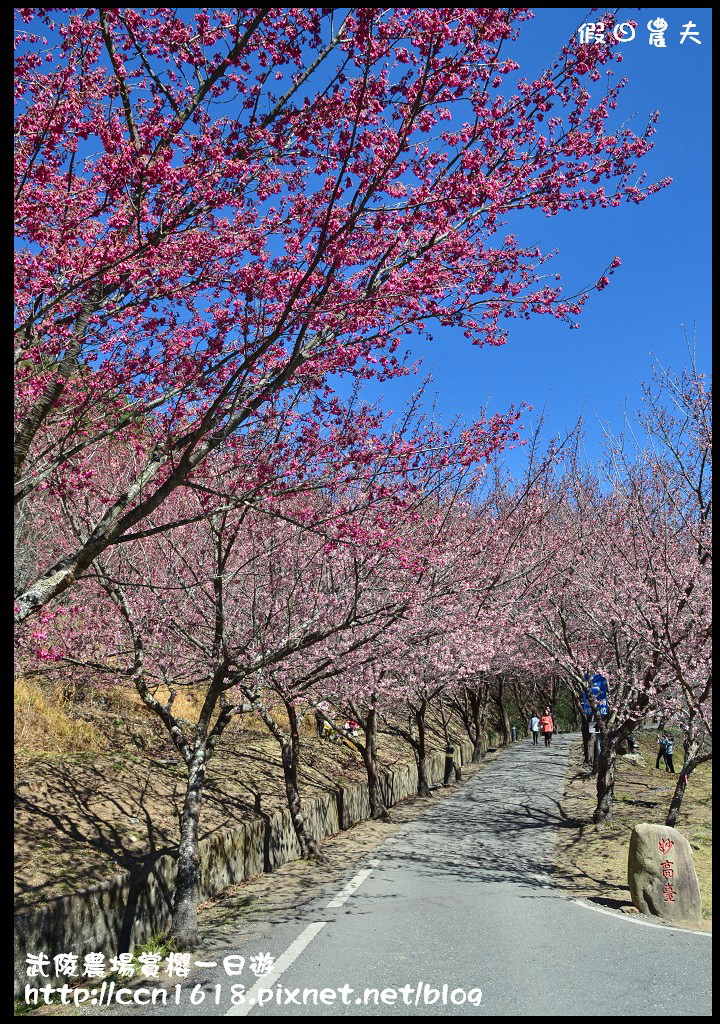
[362,8,712,468]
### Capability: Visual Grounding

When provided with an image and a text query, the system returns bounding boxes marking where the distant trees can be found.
[607,360,711,826]
[522,359,711,823]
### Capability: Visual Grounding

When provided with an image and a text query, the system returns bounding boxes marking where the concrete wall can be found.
[15,735,496,996]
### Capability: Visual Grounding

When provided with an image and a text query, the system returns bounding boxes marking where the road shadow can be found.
[209,738,582,933]
[14,754,261,905]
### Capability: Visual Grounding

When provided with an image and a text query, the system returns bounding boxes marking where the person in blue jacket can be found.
[663,733,676,773]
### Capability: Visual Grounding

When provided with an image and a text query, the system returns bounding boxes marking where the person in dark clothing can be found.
[655,731,667,769]
[663,733,676,773]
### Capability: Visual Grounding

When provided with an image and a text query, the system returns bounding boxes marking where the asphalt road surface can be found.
[46,735,711,1016]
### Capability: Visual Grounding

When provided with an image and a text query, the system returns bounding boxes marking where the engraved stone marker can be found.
[628,823,701,925]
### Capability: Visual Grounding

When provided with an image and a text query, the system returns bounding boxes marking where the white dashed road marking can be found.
[226,860,380,1015]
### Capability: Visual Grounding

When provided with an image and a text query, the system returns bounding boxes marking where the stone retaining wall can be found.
[15,735,497,995]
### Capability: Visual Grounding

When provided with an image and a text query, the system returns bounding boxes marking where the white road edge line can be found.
[571,898,712,936]
[225,921,327,1016]
[326,858,379,909]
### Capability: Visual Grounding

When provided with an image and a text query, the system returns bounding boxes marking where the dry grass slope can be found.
[554,732,712,930]
[15,677,108,755]
[14,676,434,909]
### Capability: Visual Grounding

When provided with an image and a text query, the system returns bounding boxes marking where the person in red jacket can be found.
[540,708,554,747]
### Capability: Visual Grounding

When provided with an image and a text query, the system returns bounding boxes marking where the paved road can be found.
[53,735,711,1016]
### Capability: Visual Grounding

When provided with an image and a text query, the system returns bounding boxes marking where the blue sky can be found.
[361,8,712,468]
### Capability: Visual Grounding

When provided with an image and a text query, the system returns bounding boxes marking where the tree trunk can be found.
[364,751,389,819]
[593,737,617,822]
[415,705,431,797]
[364,704,390,820]
[380,704,430,799]
[450,681,488,763]
[416,751,431,796]
[470,692,485,762]
[592,726,631,823]
[580,715,592,765]
[495,678,511,747]
[591,729,601,775]
[281,704,324,860]
[171,756,206,949]
[255,701,323,860]
[665,749,711,827]
[592,691,652,821]
[280,741,318,858]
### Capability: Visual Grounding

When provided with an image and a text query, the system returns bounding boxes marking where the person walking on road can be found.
[529,712,540,746]
[540,708,554,747]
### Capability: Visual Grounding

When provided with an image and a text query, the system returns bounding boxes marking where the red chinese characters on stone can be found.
[659,859,674,879]
[659,839,676,901]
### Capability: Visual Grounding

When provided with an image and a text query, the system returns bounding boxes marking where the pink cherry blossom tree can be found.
[444,425,579,755]
[39,497,396,947]
[16,481,406,944]
[522,469,671,821]
[15,7,666,621]
[16,382,517,943]
[372,498,497,795]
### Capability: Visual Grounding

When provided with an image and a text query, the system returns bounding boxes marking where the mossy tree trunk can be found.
[349,699,390,820]
[257,700,324,860]
[171,754,206,948]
